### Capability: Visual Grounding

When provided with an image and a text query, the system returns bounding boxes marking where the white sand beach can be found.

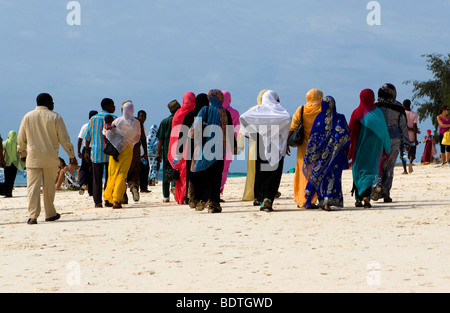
[0,164,449,293]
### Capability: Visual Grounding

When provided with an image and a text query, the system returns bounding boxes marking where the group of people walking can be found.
[1,82,447,224]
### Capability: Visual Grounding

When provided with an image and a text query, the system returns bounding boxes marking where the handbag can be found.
[103,141,119,159]
[165,165,180,182]
[288,106,304,147]
[442,130,450,145]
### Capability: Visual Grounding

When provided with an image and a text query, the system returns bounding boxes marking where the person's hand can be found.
[0,159,5,168]
[285,145,291,157]
[69,157,78,166]
[21,157,26,163]
[156,153,162,163]
[78,152,83,159]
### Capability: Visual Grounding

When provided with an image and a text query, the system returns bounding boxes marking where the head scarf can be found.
[147,124,159,156]
[183,93,209,128]
[3,131,25,171]
[106,101,141,153]
[376,83,406,115]
[240,90,292,166]
[222,91,240,138]
[348,89,377,160]
[190,89,233,172]
[303,96,350,207]
[168,92,196,166]
[256,89,270,107]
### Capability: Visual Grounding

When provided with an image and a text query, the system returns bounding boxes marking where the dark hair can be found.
[104,114,115,124]
[36,93,53,107]
[403,99,411,110]
[441,104,449,113]
[101,98,114,110]
[137,110,147,116]
[59,157,66,167]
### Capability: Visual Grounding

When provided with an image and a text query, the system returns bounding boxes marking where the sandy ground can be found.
[0,164,449,293]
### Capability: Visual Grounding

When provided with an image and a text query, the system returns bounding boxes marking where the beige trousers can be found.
[27,167,58,220]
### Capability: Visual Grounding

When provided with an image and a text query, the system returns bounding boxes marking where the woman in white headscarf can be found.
[104,101,141,209]
[240,90,291,212]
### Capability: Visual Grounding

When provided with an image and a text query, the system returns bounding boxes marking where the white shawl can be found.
[106,102,141,153]
[239,90,291,166]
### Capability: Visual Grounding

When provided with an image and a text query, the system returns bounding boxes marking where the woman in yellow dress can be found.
[104,101,141,209]
[289,89,323,208]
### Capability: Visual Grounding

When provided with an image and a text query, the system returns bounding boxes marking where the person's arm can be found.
[17,116,28,163]
[156,140,163,163]
[55,115,76,165]
[437,115,450,128]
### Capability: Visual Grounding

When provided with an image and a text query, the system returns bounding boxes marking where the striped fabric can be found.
[82,110,117,163]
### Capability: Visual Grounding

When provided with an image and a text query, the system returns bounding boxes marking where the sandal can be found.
[355,201,363,207]
[363,197,372,208]
[323,204,332,211]
[113,202,123,209]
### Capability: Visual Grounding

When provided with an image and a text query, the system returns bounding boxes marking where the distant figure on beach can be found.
[240,89,269,203]
[421,129,437,165]
[372,83,410,203]
[189,89,236,213]
[1,131,26,197]
[290,88,323,209]
[156,100,181,203]
[82,98,117,208]
[77,110,98,196]
[437,104,450,165]
[137,110,151,193]
[220,90,240,198]
[17,93,76,224]
[240,90,291,212]
[303,96,350,211]
[104,101,141,209]
[168,92,196,205]
[401,99,420,174]
[182,93,209,208]
[147,124,160,187]
[348,89,391,209]
[55,157,80,191]
[0,133,5,195]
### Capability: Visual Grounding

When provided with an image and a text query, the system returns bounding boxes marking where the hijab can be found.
[348,89,391,161]
[3,131,25,171]
[222,91,240,138]
[190,89,232,172]
[240,90,292,166]
[183,93,209,128]
[147,124,159,155]
[169,92,196,167]
[303,96,350,205]
[106,101,141,153]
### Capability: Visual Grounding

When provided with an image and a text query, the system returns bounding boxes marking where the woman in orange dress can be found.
[289,89,323,208]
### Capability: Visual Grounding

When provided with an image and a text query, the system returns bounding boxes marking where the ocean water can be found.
[13,170,247,187]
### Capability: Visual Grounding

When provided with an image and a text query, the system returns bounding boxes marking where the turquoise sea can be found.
[13,170,247,187]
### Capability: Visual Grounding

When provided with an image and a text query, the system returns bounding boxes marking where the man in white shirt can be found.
[17,93,76,224]
[77,110,98,196]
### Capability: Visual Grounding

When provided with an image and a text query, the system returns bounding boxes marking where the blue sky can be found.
[1,0,449,172]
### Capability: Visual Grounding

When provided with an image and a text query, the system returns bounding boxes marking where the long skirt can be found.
[190,160,224,209]
[254,135,284,205]
[104,145,133,204]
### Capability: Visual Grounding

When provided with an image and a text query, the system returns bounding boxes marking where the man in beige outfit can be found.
[17,93,76,224]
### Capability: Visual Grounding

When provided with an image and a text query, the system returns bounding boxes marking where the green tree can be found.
[404,53,450,131]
